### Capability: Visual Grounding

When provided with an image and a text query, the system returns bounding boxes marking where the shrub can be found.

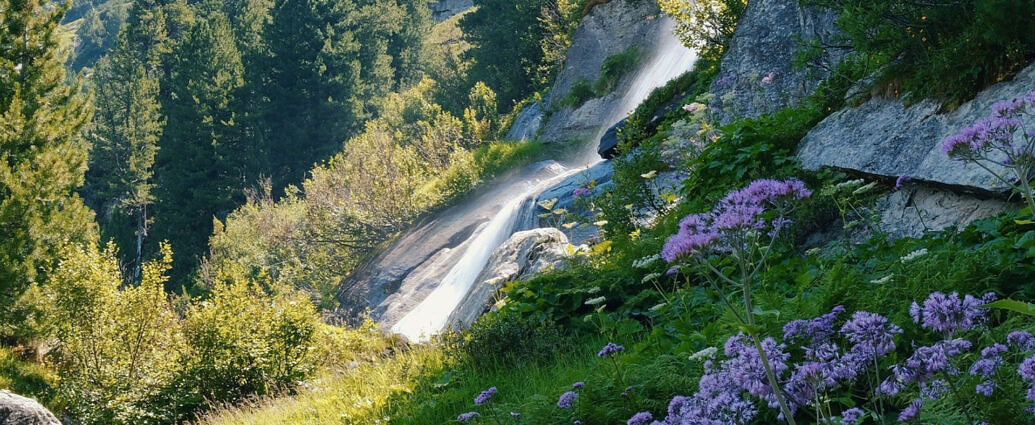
[34,243,185,425]
[179,264,321,409]
[801,0,1035,104]
[561,79,596,108]
[593,47,643,95]
[443,309,567,372]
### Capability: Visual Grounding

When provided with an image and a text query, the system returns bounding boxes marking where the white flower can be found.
[587,286,601,294]
[585,296,606,305]
[870,274,894,284]
[852,181,878,195]
[632,254,661,268]
[901,248,929,263]
[649,303,667,311]
[641,272,661,283]
[689,347,718,362]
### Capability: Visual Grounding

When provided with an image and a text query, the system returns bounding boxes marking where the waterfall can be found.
[369,17,697,341]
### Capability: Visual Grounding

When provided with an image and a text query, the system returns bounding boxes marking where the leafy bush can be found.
[561,79,596,108]
[443,310,567,372]
[593,47,643,94]
[33,243,186,425]
[801,0,1035,104]
[659,0,746,53]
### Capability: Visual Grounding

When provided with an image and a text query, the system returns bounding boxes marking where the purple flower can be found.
[666,267,678,276]
[557,391,577,409]
[969,344,1006,378]
[910,292,995,337]
[841,311,902,359]
[1009,331,1035,350]
[784,305,845,345]
[1020,355,1035,381]
[895,174,911,188]
[458,411,481,421]
[572,381,584,389]
[976,380,995,396]
[662,179,810,263]
[598,342,625,358]
[627,412,653,425]
[993,97,1027,117]
[898,399,923,422]
[841,407,864,425]
[474,386,497,405]
[573,187,590,198]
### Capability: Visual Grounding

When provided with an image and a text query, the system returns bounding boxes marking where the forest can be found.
[3,0,1035,424]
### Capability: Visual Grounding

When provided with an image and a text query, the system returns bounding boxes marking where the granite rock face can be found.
[447,228,570,328]
[536,0,682,143]
[708,0,841,124]
[429,0,473,22]
[0,390,60,425]
[505,102,543,141]
[798,62,1035,194]
[876,185,1012,239]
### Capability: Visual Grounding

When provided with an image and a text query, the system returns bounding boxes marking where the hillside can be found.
[3,0,1035,424]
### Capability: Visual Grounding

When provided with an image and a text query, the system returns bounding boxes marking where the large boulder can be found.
[0,390,59,425]
[447,228,571,328]
[708,0,841,123]
[798,62,1035,194]
[597,119,626,159]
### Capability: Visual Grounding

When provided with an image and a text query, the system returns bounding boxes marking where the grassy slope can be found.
[0,346,58,409]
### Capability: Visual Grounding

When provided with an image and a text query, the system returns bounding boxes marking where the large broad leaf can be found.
[985,299,1035,316]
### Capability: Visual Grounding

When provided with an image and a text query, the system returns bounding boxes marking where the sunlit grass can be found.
[0,346,58,410]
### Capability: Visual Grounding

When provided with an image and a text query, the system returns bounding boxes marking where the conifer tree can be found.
[0,0,98,320]
[153,12,249,282]
[85,32,165,280]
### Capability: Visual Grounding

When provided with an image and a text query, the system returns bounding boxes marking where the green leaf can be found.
[985,299,1035,316]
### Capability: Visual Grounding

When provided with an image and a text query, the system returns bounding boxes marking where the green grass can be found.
[0,346,58,409]
[194,333,697,425]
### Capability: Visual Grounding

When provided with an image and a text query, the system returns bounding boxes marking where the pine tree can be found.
[152,11,250,282]
[85,32,165,280]
[0,0,98,321]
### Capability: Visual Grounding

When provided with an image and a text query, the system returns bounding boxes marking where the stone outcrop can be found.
[795,62,1035,237]
[505,103,543,141]
[798,63,1035,193]
[429,0,473,22]
[708,0,841,124]
[447,228,571,328]
[0,390,60,425]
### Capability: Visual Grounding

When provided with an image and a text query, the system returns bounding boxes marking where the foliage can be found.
[659,0,746,53]
[800,0,1035,104]
[68,0,131,71]
[560,79,596,108]
[179,265,321,409]
[592,47,643,95]
[84,30,165,280]
[0,347,58,409]
[442,310,567,373]
[0,0,98,328]
[32,242,185,425]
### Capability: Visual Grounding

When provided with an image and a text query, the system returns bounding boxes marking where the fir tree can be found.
[152,12,250,283]
[85,32,165,280]
[0,0,98,321]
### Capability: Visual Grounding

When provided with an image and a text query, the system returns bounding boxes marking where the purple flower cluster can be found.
[627,411,653,425]
[841,407,864,425]
[784,305,845,345]
[557,391,578,409]
[1010,331,1035,350]
[970,344,1007,396]
[457,411,481,421]
[474,386,497,405]
[942,91,1035,191]
[598,342,625,358]
[662,179,811,262]
[910,291,995,337]
[573,187,590,198]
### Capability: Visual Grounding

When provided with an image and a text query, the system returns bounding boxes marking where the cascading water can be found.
[361,17,696,342]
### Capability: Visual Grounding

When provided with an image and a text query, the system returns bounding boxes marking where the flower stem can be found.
[743,281,797,425]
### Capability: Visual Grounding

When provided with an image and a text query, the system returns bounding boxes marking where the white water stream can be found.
[389,18,696,341]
